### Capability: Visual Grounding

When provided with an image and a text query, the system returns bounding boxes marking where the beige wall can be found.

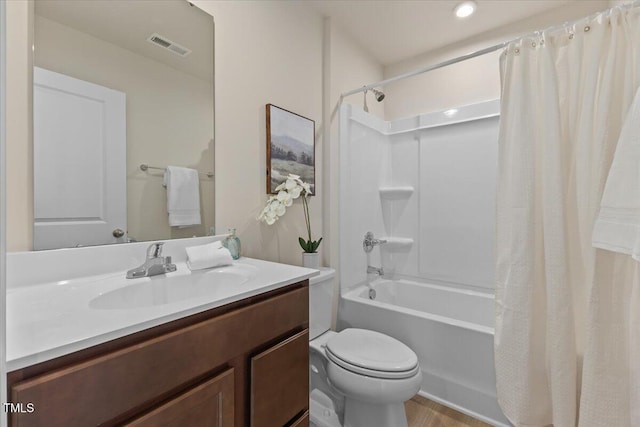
[192,1,384,267]
[383,1,610,120]
[6,0,33,252]
[2,0,9,411]
[193,1,324,265]
[34,15,214,243]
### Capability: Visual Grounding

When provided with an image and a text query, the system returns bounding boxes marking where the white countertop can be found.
[7,256,317,371]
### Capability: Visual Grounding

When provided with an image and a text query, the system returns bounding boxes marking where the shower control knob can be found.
[363,231,387,253]
[112,228,125,238]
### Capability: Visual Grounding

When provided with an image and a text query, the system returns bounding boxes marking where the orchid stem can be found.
[304,195,311,242]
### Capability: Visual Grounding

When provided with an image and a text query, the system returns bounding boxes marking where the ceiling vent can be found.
[146,33,192,57]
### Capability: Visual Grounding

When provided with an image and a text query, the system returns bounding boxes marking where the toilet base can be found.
[343,399,408,427]
[310,389,342,427]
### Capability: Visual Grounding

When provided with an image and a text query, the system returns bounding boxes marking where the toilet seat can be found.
[325,328,419,380]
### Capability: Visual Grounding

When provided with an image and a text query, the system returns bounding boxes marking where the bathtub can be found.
[338,278,510,427]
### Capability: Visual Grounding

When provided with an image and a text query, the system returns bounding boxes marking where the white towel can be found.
[163,166,201,227]
[185,240,233,271]
[592,87,640,260]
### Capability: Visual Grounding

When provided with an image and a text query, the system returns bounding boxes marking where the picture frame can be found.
[266,104,315,195]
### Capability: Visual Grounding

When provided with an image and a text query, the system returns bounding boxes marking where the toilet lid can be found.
[325,328,419,379]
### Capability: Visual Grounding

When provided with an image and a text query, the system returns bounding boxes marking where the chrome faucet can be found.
[363,231,387,253]
[367,265,384,276]
[364,232,386,277]
[126,242,177,279]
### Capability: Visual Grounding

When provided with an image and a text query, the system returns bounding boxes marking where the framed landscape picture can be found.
[266,104,315,194]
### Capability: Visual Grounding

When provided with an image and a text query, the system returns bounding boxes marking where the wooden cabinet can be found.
[7,281,309,427]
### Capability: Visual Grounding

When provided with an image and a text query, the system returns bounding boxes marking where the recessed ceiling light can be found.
[454,1,477,19]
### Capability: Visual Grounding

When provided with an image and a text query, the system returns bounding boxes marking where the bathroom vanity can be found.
[5,238,315,427]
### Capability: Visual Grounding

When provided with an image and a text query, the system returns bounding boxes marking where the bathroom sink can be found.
[89,266,253,310]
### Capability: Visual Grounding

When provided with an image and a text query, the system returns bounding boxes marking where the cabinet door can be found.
[124,368,234,427]
[250,329,309,427]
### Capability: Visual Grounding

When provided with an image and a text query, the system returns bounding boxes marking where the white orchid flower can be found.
[285,178,297,191]
[265,215,276,225]
[301,182,312,195]
[265,206,277,219]
[257,203,271,221]
[290,186,302,198]
[268,200,281,214]
[276,203,286,216]
[277,190,292,204]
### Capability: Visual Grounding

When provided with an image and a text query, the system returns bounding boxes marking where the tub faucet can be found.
[367,265,384,276]
[363,232,387,253]
[126,242,177,279]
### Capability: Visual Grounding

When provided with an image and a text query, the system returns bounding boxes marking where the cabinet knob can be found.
[113,228,125,238]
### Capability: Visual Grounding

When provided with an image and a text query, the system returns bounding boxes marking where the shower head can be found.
[372,88,385,102]
[363,87,385,113]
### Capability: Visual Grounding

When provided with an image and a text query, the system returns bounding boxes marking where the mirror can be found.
[33,0,214,250]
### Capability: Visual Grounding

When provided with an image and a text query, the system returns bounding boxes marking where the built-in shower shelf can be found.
[382,237,414,250]
[379,186,414,199]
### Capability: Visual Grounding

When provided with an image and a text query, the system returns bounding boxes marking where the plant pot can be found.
[302,252,320,268]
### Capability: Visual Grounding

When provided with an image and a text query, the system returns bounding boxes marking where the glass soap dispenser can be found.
[223,228,241,260]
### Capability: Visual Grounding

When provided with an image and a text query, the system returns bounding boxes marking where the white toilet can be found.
[309,268,422,427]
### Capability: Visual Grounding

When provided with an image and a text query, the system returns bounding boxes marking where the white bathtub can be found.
[339,278,510,426]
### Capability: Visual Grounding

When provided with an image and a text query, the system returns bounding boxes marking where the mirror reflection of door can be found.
[33,67,127,250]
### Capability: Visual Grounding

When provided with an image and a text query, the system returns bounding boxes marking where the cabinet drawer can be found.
[10,286,308,426]
[250,329,309,427]
[124,368,234,427]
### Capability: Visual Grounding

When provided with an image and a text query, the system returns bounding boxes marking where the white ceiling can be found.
[35,0,597,77]
[35,0,214,82]
[308,0,578,65]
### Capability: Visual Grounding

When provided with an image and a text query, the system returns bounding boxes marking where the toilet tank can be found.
[309,268,336,340]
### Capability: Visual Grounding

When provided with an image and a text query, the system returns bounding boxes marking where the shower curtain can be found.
[494,5,640,427]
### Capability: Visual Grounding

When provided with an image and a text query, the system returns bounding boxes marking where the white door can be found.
[33,67,126,250]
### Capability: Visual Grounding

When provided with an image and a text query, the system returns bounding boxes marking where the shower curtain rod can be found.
[341,42,506,98]
[341,0,640,99]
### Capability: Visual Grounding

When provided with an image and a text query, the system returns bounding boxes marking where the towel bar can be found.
[140,163,214,178]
